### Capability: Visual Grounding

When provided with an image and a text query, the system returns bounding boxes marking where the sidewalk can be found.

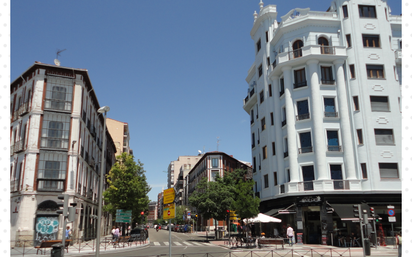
[10,236,150,256]
[193,231,398,257]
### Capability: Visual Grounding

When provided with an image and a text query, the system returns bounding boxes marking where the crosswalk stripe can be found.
[191,242,203,246]
[183,242,192,245]
[174,242,182,245]
[154,242,160,246]
[164,242,169,246]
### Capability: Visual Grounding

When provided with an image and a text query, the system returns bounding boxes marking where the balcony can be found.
[303,181,314,191]
[320,46,335,55]
[243,86,257,112]
[279,179,356,194]
[10,145,14,156]
[288,48,303,59]
[395,50,402,64]
[296,113,310,121]
[324,111,338,118]
[37,179,65,192]
[44,99,72,112]
[82,111,86,123]
[327,145,342,152]
[321,79,335,85]
[18,102,30,116]
[40,137,69,150]
[89,157,96,169]
[14,139,26,153]
[11,180,19,192]
[299,146,313,154]
[293,81,307,89]
[281,119,287,127]
[283,151,289,158]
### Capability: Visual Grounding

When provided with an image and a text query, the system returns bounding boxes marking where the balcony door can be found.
[302,165,315,190]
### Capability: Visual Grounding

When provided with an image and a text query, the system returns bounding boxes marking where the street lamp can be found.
[96,105,110,257]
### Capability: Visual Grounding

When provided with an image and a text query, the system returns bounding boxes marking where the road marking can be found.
[191,242,203,246]
[183,242,192,245]
[174,242,182,245]
[154,242,160,246]
[164,242,169,246]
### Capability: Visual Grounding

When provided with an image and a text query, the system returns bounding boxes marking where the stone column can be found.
[282,66,299,183]
[307,60,328,180]
[334,60,357,179]
[272,76,285,184]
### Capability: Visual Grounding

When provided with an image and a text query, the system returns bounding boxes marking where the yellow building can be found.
[106,118,133,156]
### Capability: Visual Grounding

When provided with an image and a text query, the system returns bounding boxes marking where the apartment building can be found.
[187,152,252,231]
[10,62,116,245]
[167,155,202,189]
[243,0,401,244]
[106,118,133,156]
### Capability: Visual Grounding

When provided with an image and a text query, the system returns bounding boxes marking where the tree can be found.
[226,169,260,220]
[189,176,234,239]
[103,152,151,227]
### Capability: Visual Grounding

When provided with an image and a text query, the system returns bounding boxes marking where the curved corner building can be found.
[243,0,401,244]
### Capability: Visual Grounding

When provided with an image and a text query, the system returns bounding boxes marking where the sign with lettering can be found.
[163,188,175,204]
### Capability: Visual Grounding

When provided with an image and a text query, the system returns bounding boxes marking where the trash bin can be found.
[51,243,64,257]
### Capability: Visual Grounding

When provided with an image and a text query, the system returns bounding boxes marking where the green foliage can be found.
[103,152,151,226]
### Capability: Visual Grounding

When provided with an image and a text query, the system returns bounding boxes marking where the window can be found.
[330,164,344,189]
[324,98,338,117]
[363,34,380,47]
[264,174,269,188]
[374,129,394,145]
[359,5,376,18]
[252,133,255,148]
[327,131,340,151]
[379,163,399,179]
[284,137,288,158]
[37,156,66,192]
[258,64,263,77]
[294,68,307,88]
[211,171,219,181]
[321,66,334,84]
[353,96,360,111]
[262,146,267,159]
[342,5,348,18]
[370,96,389,111]
[302,165,315,191]
[273,172,278,186]
[261,117,266,131]
[256,38,261,53]
[292,40,303,58]
[268,84,272,97]
[41,119,69,149]
[267,57,270,68]
[265,31,269,42]
[251,109,254,124]
[357,129,363,145]
[270,112,274,125]
[260,90,264,104]
[361,163,368,179]
[349,64,355,78]
[282,107,287,127]
[279,78,285,96]
[299,131,313,153]
[272,142,276,155]
[318,37,332,54]
[346,34,352,48]
[297,99,310,120]
[212,158,219,168]
[367,65,384,79]
[253,157,257,173]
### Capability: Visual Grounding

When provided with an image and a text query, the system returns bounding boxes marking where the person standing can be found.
[65,226,71,239]
[396,232,402,257]
[287,224,294,246]
[111,226,116,242]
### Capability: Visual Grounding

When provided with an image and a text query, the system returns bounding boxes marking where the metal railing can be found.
[293,81,307,89]
[325,111,338,117]
[328,145,342,152]
[281,120,287,127]
[296,113,310,121]
[299,147,313,154]
[289,48,303,59]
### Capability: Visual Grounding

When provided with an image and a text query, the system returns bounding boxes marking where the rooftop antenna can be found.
[217,137,220,151]
[54,49,66,66]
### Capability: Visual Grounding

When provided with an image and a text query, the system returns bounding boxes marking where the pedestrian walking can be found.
[65,226,71,239]
[286,224,294,246]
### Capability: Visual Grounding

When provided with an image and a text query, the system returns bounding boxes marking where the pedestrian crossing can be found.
[150,241,214,247]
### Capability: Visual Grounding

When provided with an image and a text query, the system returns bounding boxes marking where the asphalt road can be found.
[77,228,230,257]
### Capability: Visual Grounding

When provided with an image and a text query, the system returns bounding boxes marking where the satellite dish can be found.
[198,150,202,154]
[54,59,61,66]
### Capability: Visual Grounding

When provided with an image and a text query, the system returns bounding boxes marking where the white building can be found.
[10,62,117,245]
[243,0,401,244]
[167,155,202,189]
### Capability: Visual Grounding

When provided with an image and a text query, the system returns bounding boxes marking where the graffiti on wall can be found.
[35,216,59,245]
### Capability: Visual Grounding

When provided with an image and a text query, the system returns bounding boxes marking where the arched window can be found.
[292,40,303,58]
[318,37,332,54]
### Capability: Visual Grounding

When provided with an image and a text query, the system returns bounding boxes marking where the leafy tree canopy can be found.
[103,152,151,226]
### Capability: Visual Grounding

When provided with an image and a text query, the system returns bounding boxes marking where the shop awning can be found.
[330,203,372,221]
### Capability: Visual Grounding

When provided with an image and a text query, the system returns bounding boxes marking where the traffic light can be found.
[369,207,375,217]
[68,203,77,222]
[353,205,360,218]
[57,194,69,216]
[363,209,369,224]
[195,214,198,220]
[326,207,334,214]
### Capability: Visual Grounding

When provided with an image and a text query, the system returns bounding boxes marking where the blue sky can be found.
[11,0,402,202]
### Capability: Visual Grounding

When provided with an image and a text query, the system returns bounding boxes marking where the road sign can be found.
[163,203,176,219]
[115,209,132,223]
[229,211,239,220]
[388,209,395,216]
[389,216,396,222]
[163,188,175,204]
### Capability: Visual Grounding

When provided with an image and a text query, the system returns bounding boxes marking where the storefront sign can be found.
[299,196,322,203]
[297,221,303,230]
